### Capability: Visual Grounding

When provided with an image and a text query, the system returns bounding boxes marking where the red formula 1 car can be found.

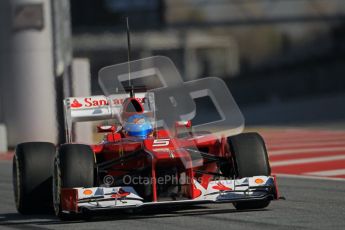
[13,56,278,220]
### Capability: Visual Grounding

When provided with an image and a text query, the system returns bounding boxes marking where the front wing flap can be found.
[61,176,277,213]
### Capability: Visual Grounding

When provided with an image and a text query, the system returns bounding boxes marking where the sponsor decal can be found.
[212,182,232,191]
[112,97,144,105]
[70,97,146,109]
[70,99,83,108]
[70,97,108,109]
[83,189,93,195]
[193,184,202,198]
[153,148,171,152]
[84,97,108,107]
[110,189,130,199]
[152,139,170,147]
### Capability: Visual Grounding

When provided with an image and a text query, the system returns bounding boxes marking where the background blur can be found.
[0,0,345,149]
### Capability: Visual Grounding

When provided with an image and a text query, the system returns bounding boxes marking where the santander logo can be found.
[70,99,83,108]
[69,96,145,109]
[70,97,109,109]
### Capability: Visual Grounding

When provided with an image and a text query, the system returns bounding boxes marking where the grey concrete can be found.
[0,160,344,230]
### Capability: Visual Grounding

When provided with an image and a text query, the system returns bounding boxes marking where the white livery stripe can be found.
[305,169,345,176]
[270,155,345,167]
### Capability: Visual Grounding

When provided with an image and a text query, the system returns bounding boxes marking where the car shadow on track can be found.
[0,206,269,226]
[39,206,269,225]
[0,212,58,226]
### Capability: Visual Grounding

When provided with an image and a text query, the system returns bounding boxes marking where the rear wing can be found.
[64,93,153,143]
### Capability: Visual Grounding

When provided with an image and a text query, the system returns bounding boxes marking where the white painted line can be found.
[305,169,345,176]
[269,147,345,155]
[270,155,345,167]
[268,141,345,149]
[265,136,345,144]
[261,130,345,135]
[276,173,345,182]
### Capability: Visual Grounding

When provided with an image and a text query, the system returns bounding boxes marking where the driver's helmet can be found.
[123,114,153,138]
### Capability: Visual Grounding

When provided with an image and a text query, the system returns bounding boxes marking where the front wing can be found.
[60,176,278,214]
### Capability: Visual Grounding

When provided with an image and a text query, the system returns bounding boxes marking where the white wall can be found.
[4,0,58,146]
[72,58,93,144]
[0,124,8,152]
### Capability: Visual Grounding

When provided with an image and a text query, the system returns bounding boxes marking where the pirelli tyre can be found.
[227,132,271,210]
[53,144,95,220]
[13,142,56,214]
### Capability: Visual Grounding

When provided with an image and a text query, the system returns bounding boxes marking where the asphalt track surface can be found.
[0,160,344,230]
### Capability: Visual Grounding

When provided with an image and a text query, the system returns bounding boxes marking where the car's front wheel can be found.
[13,142,56,214]
[227,132,271,210]
[53,144,95,220]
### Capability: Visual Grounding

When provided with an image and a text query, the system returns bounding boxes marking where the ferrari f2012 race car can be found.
[13,56,279,220]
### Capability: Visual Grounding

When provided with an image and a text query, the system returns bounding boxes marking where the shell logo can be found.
[255,178,264,184]
[83,189,93,195]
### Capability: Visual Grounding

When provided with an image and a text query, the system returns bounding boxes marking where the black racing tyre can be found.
[53,144,95,220]
[228,132,271,178]
[227,132,271,210]
[13,142,56,214]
